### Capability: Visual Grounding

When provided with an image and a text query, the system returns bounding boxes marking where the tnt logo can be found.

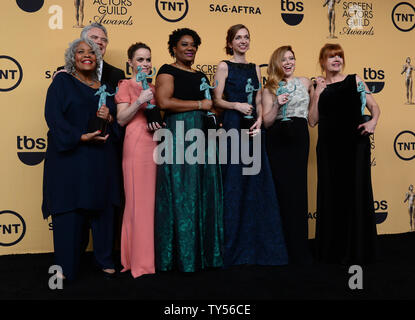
[392,2,415,32]
[17,136,46,166]
[363,68,385,93]
[281,0,304,26]
[0,210,26,247]
[374,200,388,224]
[155,0,188,22]
[394,130,415,161]
[0,56,23,92]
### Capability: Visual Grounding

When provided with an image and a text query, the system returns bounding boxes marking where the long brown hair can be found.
[265,46,295,95]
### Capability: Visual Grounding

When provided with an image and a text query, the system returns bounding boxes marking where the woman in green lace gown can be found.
[154,28,224,272]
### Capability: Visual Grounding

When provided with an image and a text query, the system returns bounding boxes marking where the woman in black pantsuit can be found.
[42,38,122,281]
[263,46,314,265]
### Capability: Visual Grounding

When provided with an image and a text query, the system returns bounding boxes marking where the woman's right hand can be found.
[200,99,213,110]
[315,76,327,95]
[276,93,290,106]
[148,121,166,131]
[137,88,154,106]
[80,130,109,143]
[235,102,253,115]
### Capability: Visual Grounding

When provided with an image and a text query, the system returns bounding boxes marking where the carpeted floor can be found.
[1,232,415,304]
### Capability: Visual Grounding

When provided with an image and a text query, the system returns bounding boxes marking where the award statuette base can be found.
[144,106,163,126]
[241,116,256,130]
[204,112,218,134]
[88,116,108,137]
[276,117,295,138]
[281,117,294,129]
[360,114,372,124]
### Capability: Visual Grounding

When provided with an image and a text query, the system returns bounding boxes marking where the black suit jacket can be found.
[101,60,125,92]
[56,60,125,93]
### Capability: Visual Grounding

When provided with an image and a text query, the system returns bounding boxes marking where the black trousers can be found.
[266,117,313,265]
[51,206,115,281]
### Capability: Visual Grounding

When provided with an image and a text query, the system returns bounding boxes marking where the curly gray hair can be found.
[64,38,102,80]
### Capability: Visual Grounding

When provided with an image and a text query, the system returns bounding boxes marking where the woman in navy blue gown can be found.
[42,38,122,281]
[213,24,288,267]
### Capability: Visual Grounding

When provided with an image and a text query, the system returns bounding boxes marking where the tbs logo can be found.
[281,0,304,26]
[374,200,388,224]
[0,210,26,247]
[16,0,44,12]
[17,136,46,166]
[363,68,385,93]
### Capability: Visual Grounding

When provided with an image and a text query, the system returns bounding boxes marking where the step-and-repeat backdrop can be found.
[1,0,414,254]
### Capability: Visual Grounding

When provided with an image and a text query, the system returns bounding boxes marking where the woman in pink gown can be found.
[115,42,162,278]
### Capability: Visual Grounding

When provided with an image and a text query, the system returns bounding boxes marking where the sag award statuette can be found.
[89,84,116,136]
[242,78,260,130]
[276,80,296,123]
[200,78,218,129]
[136,66,163,125]
[357,80,373,128]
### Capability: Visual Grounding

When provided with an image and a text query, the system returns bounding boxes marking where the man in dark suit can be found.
[80,23,126,259]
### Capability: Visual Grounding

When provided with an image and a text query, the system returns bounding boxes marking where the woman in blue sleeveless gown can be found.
[213,24,288,267]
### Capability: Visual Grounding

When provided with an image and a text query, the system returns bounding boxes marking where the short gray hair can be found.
[80,23,108,41]
[64,38,102,80]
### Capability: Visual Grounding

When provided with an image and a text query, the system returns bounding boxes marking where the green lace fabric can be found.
[154,110,224,272]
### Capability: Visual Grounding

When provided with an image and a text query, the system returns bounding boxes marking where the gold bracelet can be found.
[198,100,202,110]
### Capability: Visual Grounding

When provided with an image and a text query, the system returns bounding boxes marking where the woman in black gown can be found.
[309,43,380,265]
[154,28,224,272]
